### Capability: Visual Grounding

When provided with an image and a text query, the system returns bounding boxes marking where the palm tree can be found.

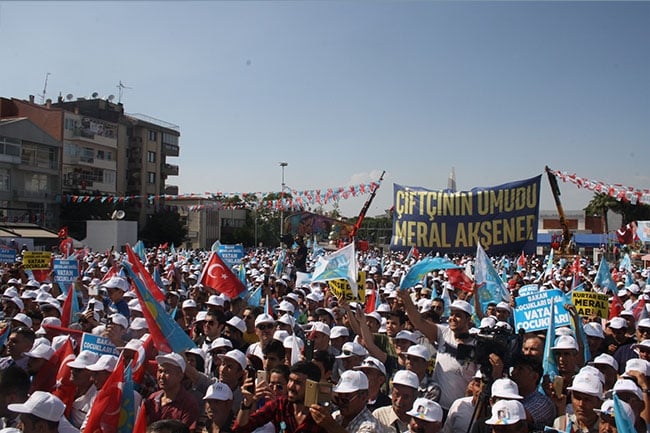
[584,193,618,233]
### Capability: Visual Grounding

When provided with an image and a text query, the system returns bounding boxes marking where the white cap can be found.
[624,358,650,377]
[24,344,55,361]
[272,330,290,343]
[450,300,472,316]
[336,341,369,359]
[12,312,32,328]
[226,316,246,334]
[206,295,224,307]
[608,317,627,330]
[117,338,144,352]
[330,326,349,340]
[406,398,443,423]
[217,349,248,371]
[485,400,527,425]
[67,350,100,369]
[203,382,233,401]
[102,276,130,291]
[392,370,419,389]
[595,399,636,423]
[277,313,295,327]
[394,330,419,344]
[332,370,368,393]
[354,355,387,377]
[551,335,578,351]
[611,378,643,400]
[7,391,65,422]
[567,372,603,398]
[130,317,148,331]
[403,344,431,361]
[277,300,295,314]
[156,352,187,373]
[310,321,330,337]
[583,322,605,339]
[109,313,128,329]
[283,335,305,350]
[491,378,522,399]
[86,354,118,372]
[496,301,511,313]
[365,311,382,324]
[210,337,233,351]
[255,314,276,327]
[182,299,197,309]
[589,354,619,371]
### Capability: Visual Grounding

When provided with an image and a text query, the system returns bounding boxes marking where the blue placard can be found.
[0,246,16,263]
[513,288,570,332]
[53,259,79,294]
[80,332,119,356]
[218,244,244,268]
[518,284,540,297]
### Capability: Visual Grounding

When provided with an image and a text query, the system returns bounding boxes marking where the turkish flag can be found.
[51,338,77,417]
[199,252,245,298]
[58,226,68,239]
[446,268,474,293]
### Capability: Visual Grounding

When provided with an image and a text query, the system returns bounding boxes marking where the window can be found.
[104,170,116,185]
[21,144,58,169]
[0,136,21,157]
[96,150,113,161]
[148,130,157,141]
[25,173,48,193]
[147,172,156,184]
[162,132,178,146]
[64,118,76,130]
[80,147,94,163]
[147,151,156,163]
[0,168,9,192]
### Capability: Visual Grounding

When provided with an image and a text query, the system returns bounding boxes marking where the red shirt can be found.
[145,387,200,431]
[232,397,326,433]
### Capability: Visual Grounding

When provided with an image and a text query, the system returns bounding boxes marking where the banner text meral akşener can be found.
[391,176,541,255]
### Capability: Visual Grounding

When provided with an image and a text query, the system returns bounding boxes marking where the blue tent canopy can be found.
[537,232,617,248]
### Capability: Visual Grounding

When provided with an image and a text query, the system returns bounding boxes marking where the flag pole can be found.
[349,170,385,241]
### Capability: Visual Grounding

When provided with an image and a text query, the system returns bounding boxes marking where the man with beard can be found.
[232,361,326,433]
[145,353,200,431]
[373,370,420,433]
[398,291,479,414]
[406,398,443,433]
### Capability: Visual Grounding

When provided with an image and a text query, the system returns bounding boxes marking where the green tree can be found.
[585,193,650,229]
[139,210,188,247]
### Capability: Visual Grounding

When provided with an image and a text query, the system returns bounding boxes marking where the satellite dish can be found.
[91,92,99,98]
[66,93,74,101]
[115,210,126,220]
[107,94,115,102]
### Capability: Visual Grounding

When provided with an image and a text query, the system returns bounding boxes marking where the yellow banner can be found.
[329,271,366,302]
[22,251,52,270]
[571,291,609,319]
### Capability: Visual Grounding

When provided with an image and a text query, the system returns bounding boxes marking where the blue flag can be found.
[613,393,636,433]
[311,243,358,297]
[474,243,510,313]
[274,249,286,277]
[594,256,617,293]
[122,261,196,353]
[541,298,559,384]
[248,285,262,307]
[133,240,147,262]
[544,249,555,278]
[400,256,462,290]
[620,253,632,273]
[118,363,136,433]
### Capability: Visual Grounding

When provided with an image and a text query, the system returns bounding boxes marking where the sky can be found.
[1,1,649,220]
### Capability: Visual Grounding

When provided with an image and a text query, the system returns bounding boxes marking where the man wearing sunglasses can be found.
[246,314,277,363]
[313,370,388,433]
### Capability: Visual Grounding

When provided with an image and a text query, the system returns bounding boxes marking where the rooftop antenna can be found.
[38,72,51,104]
[116,80,132,104]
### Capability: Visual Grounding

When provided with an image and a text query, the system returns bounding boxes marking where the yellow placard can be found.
[328,271,366,302]
[22,251,52,270]
[571,291,609,319]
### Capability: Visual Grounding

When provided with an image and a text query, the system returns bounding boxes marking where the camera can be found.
[473,324,518,377]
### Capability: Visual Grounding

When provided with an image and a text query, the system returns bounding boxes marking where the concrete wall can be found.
[83,220,138,252]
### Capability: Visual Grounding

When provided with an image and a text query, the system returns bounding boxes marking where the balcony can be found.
[163,142,180,157]
[164,185,179,195]
[162,163,179,176]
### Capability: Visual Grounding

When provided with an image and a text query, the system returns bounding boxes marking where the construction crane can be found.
[38,72,51,104]
[545,166,574,256]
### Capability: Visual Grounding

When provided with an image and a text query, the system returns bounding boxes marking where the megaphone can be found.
[111,210,126,220]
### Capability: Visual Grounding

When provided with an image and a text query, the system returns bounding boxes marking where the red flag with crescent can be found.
[199,252,245,298]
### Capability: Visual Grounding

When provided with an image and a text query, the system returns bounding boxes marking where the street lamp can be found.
[279,162,288,243]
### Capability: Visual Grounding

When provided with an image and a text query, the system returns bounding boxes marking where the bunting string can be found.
[59,181,382,212]
[549,169,650,206]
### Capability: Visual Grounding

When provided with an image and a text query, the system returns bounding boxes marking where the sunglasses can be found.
[257,324,274,331]
[333,393,359,406]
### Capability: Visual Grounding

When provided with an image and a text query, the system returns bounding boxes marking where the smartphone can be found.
[245,366,256,393]
[256,370,267,386]
[305,339,315,362]
[304,379,332,407]
[553,376,564,396]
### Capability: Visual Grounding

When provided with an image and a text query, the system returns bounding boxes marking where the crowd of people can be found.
[0,238,648,433]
